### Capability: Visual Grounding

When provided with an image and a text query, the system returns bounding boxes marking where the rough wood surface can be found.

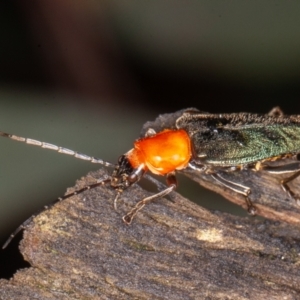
[0,168,300,300]
[1,109,300,299]
[182,164,300,225]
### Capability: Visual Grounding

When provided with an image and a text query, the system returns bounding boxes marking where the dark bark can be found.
[182,163,300,225]
[0,168,300,300]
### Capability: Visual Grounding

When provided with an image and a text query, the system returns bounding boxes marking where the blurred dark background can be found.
[1,1,300,278]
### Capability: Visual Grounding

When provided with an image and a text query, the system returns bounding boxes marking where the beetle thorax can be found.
[127,129,192,176]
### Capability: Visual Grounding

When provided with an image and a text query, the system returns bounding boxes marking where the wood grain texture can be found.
[0,168,300,299]
[182,162,300,225]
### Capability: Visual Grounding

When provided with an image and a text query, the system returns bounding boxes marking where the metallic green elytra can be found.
[176,110,300,166]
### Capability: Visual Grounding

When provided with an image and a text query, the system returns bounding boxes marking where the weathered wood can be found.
[0,168,300,299]
[182,163,300,225]
[1,109,300,299]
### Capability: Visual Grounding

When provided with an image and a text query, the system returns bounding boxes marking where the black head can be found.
[110,154,145,192]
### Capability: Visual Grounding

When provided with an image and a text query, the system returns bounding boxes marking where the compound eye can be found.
[118,155,124,164]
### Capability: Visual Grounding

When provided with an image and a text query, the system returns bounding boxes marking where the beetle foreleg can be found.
[122,172,177,224]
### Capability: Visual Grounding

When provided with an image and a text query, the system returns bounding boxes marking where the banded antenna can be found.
[0,131,115,168]
[0,129,170,248]
[0,130,116,248]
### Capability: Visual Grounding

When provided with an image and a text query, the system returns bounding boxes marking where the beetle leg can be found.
[262,163,300,204]
[144,128,156,137]
[123,172,177,224]
[268,106,284,116]
[281,171,300,203]
[211,173,256,214]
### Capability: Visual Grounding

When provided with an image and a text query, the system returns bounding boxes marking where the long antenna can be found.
[0,131,115,168]
[2,178,111,249]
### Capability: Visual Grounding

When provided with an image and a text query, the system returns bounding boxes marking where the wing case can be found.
[176,112,300,166]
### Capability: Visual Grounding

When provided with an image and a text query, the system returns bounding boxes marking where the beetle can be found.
[2,107,300,248]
